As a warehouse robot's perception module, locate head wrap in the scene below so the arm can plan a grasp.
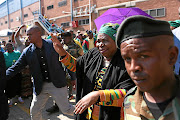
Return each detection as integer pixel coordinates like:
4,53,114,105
168,21,180,28
98,23,119,41
116,15,173,48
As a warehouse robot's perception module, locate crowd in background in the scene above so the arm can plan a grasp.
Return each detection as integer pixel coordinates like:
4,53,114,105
0,23,99,120
0,12,180,120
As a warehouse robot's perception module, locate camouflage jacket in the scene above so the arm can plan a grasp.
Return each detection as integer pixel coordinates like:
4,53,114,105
63,41,83,58
123,80,180,120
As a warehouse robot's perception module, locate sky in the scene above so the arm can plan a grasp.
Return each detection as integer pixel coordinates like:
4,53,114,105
0,0,5,5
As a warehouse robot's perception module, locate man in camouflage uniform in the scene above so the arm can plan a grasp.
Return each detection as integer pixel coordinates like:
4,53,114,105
61,32,83,100
62,32,83,58
116,15,180,120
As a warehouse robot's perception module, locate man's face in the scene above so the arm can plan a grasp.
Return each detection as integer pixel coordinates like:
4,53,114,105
63,36,71,44
26,28,40,44
6,44,13,52
77,34,83,40
120,36,174,92
88,33,93,39
2,41,6,46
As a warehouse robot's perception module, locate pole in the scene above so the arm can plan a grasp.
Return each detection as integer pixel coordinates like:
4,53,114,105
6,0,9,29
20,0,23,24
89,0,91,30
70,0,73,22
39,0,41,14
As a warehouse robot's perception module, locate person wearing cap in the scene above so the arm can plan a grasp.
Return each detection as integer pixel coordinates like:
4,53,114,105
61,32,83,100
51,23,134,120
61,32,83,58
76,30,81,37
115,15,180,119
82,30,97,53
77,30,81,34
83,32,88,40
1,41,6,51
67,29,76,39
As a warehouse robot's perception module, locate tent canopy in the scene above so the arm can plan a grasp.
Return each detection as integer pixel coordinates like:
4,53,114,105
0,29,14,37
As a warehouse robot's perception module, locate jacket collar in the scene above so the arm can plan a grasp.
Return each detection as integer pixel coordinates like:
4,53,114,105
133,75,180,119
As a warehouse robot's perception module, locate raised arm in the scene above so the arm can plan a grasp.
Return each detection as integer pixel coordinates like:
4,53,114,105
50,33,67,56
50,33,77,72
14,25,26,46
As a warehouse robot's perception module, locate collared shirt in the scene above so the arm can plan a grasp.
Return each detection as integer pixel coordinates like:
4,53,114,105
123,76,180,120
36,45,51,82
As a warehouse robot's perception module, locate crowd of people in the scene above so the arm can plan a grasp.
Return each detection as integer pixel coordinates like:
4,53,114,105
0,12,180,120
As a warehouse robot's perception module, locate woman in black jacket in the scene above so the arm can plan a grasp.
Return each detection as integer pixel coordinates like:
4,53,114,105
51,23,135,120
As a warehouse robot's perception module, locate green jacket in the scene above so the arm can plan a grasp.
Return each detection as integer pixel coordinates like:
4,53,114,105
82,37,97,54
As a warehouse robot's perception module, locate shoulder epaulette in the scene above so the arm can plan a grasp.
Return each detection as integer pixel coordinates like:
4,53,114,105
124,86,137,104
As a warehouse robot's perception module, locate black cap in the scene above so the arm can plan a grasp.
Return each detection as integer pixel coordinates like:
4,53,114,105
116,15,173,48
87,30,93,34
61,32,71,37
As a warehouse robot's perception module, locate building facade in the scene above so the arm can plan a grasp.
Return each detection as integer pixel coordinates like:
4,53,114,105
0,0,180,40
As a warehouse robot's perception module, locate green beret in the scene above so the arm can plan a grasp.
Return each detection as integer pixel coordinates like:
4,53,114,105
116,15,173,48
168,21,180,28
99,23,119,41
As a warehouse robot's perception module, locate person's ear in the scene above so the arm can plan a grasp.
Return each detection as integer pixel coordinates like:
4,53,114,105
38,31,42,36
168,46,178,65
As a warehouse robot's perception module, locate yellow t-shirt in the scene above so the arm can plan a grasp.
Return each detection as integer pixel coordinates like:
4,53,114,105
88,38,95,50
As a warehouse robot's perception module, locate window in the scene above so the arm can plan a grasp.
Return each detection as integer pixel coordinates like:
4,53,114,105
144,8,165,17
58,0,67,7
47,5,54,10
86,19,89,24
5,21,7,24
10,19,13,22
61,22,70,27
78,19,89,25
74,0,77,2
24,14,28,18
32,10,39,15
0,23,3,26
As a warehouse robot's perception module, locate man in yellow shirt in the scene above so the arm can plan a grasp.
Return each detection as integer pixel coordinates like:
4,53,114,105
82,30,97,53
